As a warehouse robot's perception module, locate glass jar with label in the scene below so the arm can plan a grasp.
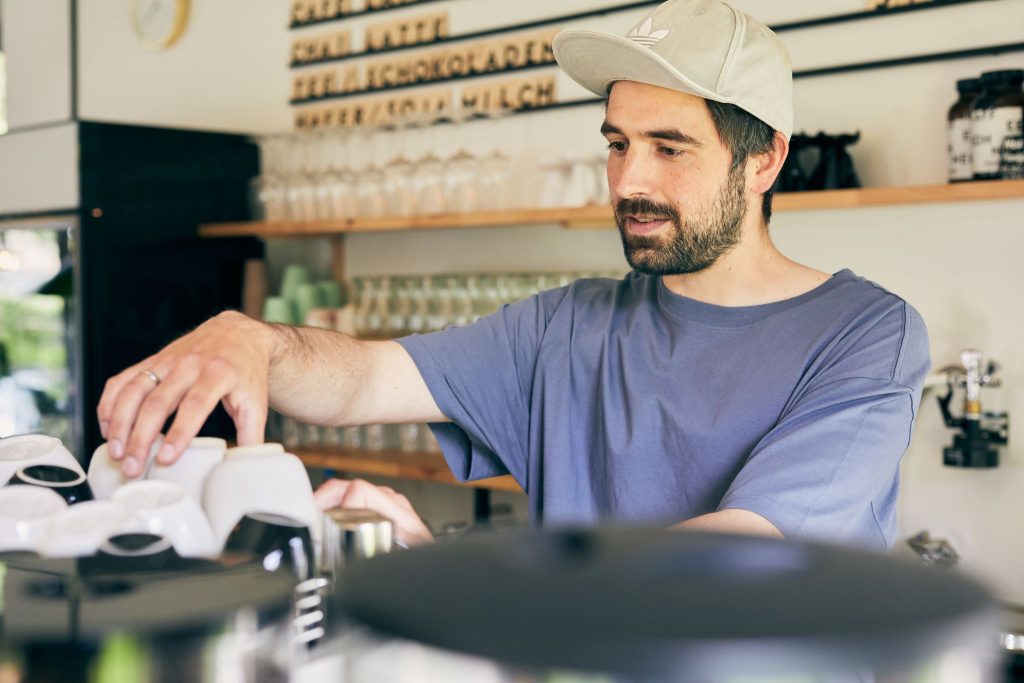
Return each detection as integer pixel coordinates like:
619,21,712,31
970,69,1024,180
947,77,982,182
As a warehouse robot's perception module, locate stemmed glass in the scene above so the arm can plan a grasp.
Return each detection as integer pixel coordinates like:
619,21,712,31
475,111,514,212
319,129,353,220
443,113,483,214
383,123,418,217
414,116,449,215
354,127,387,219
249,135,288,222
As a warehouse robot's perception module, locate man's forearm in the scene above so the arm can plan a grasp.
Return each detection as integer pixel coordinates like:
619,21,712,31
264,323,372,427
263,323,446,428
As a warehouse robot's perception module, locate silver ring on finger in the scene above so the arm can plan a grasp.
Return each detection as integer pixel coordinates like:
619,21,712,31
139,368,162,386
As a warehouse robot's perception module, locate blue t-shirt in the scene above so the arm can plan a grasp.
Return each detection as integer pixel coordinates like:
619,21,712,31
396,270,930,549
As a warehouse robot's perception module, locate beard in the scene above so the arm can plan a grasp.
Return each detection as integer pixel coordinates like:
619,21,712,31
614,163,748,276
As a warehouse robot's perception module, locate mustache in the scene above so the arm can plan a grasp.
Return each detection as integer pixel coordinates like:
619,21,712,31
613,197,681,226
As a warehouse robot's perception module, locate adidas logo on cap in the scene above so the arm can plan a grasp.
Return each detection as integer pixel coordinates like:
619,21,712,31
628,18,671,47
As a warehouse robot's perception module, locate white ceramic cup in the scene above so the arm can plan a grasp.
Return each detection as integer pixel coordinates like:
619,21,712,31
112,480,218,558
223,443,285,461
39,500,134,558
87,438,163,500
150,437,227,501
0,486,68,553
0,434,83,484
203,445,318,549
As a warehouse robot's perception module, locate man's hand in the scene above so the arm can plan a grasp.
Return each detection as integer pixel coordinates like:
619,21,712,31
97,311,276,478
314,478,434,548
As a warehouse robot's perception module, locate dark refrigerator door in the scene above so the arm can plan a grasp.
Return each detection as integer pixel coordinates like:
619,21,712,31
77,122,263,458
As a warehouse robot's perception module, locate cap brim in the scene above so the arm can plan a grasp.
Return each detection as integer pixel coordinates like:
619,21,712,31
553,29,728,106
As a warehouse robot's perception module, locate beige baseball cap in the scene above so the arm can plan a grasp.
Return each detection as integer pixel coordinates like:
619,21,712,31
552,0,794,139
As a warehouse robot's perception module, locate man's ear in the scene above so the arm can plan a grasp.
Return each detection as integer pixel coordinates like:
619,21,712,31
749,131,789,194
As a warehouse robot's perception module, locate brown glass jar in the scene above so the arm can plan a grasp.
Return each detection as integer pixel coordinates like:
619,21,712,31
970,69,1024,180
948,78,982,182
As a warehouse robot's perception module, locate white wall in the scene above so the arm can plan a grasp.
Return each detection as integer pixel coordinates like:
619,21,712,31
0,0,73,131
76,0,291,133
0,123,79,214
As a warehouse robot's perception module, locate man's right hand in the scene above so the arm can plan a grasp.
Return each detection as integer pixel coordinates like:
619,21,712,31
314,478,434,548
97,311,275,477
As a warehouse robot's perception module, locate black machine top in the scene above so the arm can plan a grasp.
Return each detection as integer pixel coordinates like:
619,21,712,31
335,527,995,680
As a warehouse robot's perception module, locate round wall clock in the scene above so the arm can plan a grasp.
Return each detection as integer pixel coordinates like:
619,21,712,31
131,0,191,51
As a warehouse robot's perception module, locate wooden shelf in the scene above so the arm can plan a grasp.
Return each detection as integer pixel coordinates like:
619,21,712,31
199,179,1024,238
294,447,524,493
772,178,1024,213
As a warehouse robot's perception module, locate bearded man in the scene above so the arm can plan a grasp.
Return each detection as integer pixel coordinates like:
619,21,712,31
98,0,930,550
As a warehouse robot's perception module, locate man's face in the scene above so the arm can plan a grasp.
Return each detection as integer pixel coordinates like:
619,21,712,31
602,81,747,276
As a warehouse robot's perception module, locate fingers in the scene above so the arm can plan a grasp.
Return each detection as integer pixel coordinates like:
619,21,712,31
333,479,433,547
313,478,351,510
157,359,238,465
105,363,176,471
97,363,145,440
224,387,268,447
121,358,202,473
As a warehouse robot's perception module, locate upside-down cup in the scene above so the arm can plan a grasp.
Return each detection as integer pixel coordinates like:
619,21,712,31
0,486,67,554
8,464,94,505
203,445,318,551
0,434,83,484
112,480,218,559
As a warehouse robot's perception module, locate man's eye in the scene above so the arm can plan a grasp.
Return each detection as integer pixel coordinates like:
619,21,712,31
660,147,684,158
606,141,627,152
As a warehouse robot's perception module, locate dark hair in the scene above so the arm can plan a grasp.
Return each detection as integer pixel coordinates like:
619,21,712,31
704,101,778,225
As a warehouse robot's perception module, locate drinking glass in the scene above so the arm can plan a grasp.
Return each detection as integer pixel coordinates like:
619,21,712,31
382,124,418,217
354,127,388,219
476,111,514,212
320,130,353,220
414,116,449,215
249,135,288,222
443,114,482,214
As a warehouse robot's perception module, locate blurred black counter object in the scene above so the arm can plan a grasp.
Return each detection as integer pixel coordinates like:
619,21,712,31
335,527,995,682
0,551,294,682
776,131,862,193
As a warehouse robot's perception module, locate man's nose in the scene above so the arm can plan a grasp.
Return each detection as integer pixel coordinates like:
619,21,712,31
610,149,656,199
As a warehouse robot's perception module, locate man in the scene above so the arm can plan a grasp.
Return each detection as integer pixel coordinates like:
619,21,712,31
98,0,929,549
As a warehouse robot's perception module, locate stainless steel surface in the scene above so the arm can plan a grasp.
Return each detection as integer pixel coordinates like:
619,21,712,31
320,508,393,582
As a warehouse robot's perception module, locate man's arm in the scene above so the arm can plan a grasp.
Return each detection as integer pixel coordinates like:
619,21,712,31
97,311,444,476
673,509,783,538
268,322,444,427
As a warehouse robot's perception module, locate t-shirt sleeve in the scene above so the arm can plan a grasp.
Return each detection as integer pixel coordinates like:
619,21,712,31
395,287,570,490
718,301,931,548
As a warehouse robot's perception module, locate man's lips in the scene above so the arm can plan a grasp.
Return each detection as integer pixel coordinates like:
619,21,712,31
624,215,671,236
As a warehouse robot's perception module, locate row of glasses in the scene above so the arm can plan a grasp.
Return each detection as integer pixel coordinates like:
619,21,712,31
248,114,609,223
348,271,624,340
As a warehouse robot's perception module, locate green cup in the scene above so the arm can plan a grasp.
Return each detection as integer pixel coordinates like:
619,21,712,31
294,283,323,324
280,264,311,301
262,296,296,325
317,280,343,308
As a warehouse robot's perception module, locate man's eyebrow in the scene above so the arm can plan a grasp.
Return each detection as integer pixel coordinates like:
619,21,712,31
599,121,702,147
646,129,703,146
600,121,623,137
